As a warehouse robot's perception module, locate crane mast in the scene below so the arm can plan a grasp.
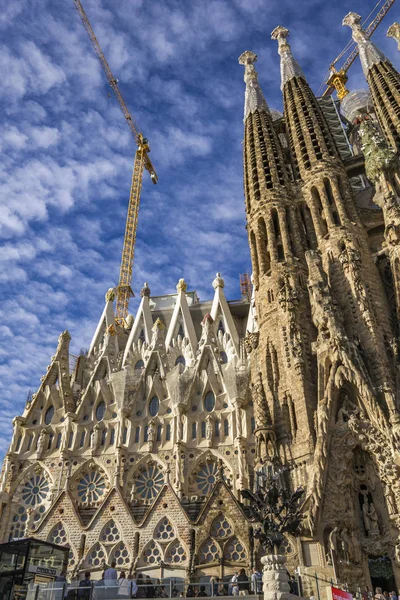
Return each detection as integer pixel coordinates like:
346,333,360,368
73,0,157,324
322,0,396,99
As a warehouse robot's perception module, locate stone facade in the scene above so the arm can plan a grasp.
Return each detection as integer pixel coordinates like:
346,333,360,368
1,12,400,594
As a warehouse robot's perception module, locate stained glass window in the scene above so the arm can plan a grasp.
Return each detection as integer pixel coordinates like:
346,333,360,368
77,471,106,504
48,523,68,545
154,517,175,542
166,424,171,441
96,402,106,421
142,540,161,564
211,515,233,538
204,391,215,412
22,475,50,507
192,423,197,439
224,537,247,562
165,540,187,564
175,356,186,366
101,520,120,544
224,419,229,436
87,543,105,567
134,360,144,370
111,542,130,566
45,406,54,425
196,462,218,495
135,427,140,443
199,538,220,563
149,396,159,417
136,464,165,500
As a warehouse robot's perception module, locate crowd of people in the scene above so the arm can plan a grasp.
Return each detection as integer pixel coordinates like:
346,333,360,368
54,563,264,599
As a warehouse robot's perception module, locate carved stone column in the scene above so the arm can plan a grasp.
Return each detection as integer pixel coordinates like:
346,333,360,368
261,554,293,600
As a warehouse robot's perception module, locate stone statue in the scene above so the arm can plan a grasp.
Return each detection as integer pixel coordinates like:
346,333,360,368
362,494,380,536
0,455,12,493
129,481,136,503
147,421,155,443
339,528,351,563
206,416,213,441
91,425,101,451
384,483,397,515
37,429,46,456
329,527,338,552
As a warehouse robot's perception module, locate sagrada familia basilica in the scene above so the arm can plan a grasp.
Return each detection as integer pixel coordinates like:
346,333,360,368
1,10,400,594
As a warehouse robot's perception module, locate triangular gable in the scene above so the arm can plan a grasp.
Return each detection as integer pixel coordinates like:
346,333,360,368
88,298,116,357
210,275,239,355
24,330,74,417
194,479,249,525
165,285,197,357
138,483,191,528
122,294,153,366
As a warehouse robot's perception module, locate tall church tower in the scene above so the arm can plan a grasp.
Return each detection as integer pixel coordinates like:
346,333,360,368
241,25,400,591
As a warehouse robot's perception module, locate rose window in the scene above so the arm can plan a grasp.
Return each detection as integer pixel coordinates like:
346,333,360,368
87,543,106,567
135,465,164,500
165,540,187,564
154,517,175,542
47,523,68,546
199,538,220,563
111,542,130,567
142,540,162,564
101,520,120,544
211,515,233,538
9,506,27,540
224,537,247,562
77,471,106,504
196,462,218,495
22,475,49,507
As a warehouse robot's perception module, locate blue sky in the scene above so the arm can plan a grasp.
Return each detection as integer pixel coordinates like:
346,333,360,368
0,0,398,459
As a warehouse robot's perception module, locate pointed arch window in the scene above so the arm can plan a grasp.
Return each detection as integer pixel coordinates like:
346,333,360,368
110,428,115,446
217,320,225,335
56,433,62,449
165,539,187,564
45,406,54,425
110,542,130,567
87,542,105,567
122,427,127,445
224,419,229,437
211,515,233,538
224,536,247,562
215,420,220,437
199,538,221,564
47,522,68,546
100,520,120,544
144,426,148,442
149,396,159,417
157,425,162,442
192,422,197,439
134,360,144,371
166,424,171,441
47,434,53,450
68,432,74,449
154,517,175,542
142,540,161,564
201,422,206,438
204,391,215,413
27,435,33,452
95,402,106,422
101,429,106,446
251,417,255,433
79,431,85,448
135,426,140,444
175,355,186,366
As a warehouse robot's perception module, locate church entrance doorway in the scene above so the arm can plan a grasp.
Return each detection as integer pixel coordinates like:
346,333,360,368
368,556,396,593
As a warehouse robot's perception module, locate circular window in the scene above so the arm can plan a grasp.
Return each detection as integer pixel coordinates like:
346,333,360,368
44,406,54,425
204,392,215,413
96,402,106,421
175,356,186,366
149,396,159,417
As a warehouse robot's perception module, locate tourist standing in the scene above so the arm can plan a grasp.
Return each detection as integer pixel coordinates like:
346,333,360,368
78,571,91,600
230,572,239,596
237,569,250,596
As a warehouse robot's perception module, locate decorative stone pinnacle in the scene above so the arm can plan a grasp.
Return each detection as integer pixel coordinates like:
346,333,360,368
105,288,115,303
212,273,225,289
387,23,400,51
342,12,387,77
201,313,214,326
176,278,187,293
271,25,305,89
140,282,151,298
238,50,270,120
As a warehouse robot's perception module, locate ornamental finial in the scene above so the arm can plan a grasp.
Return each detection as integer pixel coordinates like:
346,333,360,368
152,318,165,331
387,23,400,51
105,288,116,303
176,278,187,293
238,51,270,120
212,273,225,290
271,26,305,90
342,12,387,77
140,282,151,298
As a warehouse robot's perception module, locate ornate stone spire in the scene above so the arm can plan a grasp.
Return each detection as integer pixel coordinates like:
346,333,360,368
342,12,387,77
387,23,400,51
238,51,270,120
271,26,305,90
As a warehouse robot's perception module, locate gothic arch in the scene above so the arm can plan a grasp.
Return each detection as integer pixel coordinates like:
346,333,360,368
154,516,176,543
86,542,107,568
109,541,131,568
165,539,188,564
210,514,234,539
100,519,121,545
47,521,69,546
188,452,232,496
198,537,221,564
223,535,248,563
140,539,163,566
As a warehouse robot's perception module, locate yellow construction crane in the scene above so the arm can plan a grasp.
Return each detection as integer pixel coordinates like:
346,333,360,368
73,0,158,325
322,0,396,99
